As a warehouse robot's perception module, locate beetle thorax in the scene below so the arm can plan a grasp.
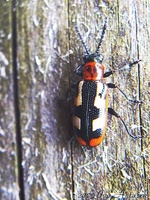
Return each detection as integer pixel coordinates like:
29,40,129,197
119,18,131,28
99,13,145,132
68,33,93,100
83,61,104,81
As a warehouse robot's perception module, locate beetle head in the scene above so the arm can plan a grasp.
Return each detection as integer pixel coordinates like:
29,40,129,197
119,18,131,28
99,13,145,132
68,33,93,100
82,53,104,81
75,20,106,80
83,53,104,63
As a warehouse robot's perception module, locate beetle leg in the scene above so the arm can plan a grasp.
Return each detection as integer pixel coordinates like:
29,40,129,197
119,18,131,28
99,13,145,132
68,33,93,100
107,83,143,104
104,70,114,77
108,108,142,139
75,64,84,76
118,59,141,71
104,60,141,78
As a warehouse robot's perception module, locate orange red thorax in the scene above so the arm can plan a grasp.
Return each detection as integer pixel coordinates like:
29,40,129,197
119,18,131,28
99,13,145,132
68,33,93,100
83,61,104,81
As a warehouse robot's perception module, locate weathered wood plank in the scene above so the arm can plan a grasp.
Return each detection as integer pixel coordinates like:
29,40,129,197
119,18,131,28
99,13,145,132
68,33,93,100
0,1,19,200
68,0,149,199
0,0,149,199
17,0,71,199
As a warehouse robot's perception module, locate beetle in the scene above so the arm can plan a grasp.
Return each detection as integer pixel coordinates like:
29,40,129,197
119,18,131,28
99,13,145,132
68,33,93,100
72,21,142,147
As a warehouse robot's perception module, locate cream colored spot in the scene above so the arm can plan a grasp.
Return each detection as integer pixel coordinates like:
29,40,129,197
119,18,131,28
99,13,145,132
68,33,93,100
92,111,106,131
94,97,105,109
94,82,107,108
73,116,81,130
74,81,84,106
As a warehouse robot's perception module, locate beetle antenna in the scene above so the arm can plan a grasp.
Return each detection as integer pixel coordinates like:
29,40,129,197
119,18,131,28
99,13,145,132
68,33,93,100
75,23,90,54
95,19,107,54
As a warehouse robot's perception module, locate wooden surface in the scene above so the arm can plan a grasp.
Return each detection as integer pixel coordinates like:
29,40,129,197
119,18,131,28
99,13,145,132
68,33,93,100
0,0,149,199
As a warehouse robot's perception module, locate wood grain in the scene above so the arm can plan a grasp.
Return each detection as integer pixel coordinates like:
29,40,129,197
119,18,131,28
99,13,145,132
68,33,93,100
0,0,149,199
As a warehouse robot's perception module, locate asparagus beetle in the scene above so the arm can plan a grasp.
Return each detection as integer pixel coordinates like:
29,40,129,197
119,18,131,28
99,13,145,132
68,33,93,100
72,21,142,146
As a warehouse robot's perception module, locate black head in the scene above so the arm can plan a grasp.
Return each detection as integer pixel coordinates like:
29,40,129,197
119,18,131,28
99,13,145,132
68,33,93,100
83,53,104,63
